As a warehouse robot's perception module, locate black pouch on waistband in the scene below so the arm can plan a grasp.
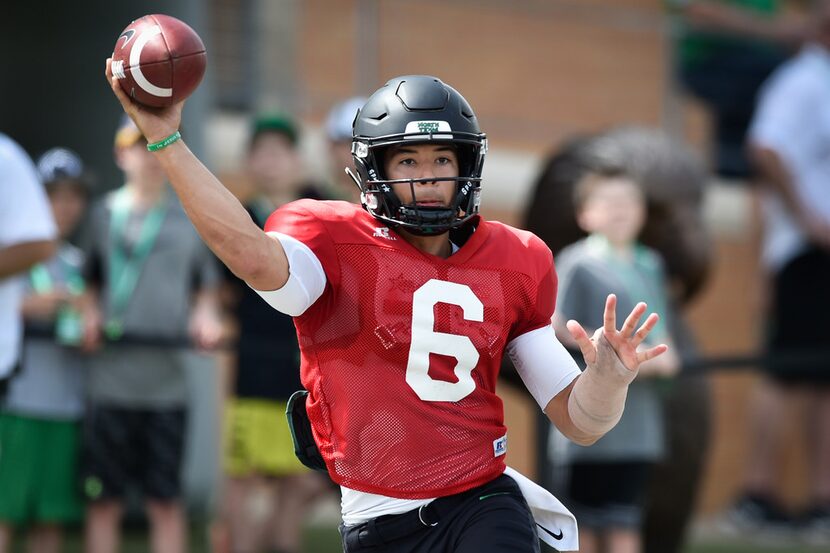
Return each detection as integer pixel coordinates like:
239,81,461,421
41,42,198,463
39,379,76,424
286,389,328,472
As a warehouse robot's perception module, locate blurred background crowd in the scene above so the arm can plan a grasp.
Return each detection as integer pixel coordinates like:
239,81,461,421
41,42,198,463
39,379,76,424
2,1,830,552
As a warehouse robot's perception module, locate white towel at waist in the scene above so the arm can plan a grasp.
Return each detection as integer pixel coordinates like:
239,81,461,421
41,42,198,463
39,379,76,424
504,466,579,551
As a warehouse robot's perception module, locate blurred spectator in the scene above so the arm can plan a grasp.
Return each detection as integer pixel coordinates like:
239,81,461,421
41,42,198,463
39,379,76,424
721,1,830,543
0,148,91,553
670,0,806,177
0,133,56,395
525,127,712,553
78,117,222,553
324,96,366,203
550,166,680,553
216,114,330,553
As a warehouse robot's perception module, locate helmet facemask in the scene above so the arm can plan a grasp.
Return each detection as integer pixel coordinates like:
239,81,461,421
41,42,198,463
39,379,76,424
348,75,488,236
351,132,487,236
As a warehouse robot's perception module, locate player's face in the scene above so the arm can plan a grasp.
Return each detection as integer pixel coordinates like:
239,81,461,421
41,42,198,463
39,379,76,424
384,144,459,207
578,178,646,245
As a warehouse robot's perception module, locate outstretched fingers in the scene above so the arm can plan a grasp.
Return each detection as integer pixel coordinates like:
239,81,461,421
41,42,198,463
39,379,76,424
637,343,668,364
566,319,597,365
619,302,646,338
631,312,660,348
602,294,617,335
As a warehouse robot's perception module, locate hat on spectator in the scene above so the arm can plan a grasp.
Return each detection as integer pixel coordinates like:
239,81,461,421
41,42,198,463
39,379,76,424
36,147,93,191
251,113,300,146
325,97,367,142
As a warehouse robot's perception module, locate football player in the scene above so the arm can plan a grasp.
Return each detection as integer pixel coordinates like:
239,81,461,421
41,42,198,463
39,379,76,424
105,64,668,552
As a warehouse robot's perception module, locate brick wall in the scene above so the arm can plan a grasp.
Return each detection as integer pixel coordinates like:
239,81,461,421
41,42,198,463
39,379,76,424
298,0,668,152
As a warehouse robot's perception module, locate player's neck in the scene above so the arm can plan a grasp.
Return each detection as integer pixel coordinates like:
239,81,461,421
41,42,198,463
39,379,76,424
399,229,452,258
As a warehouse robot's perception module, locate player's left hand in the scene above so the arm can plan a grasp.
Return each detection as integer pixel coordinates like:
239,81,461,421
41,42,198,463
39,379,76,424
566,294,667,384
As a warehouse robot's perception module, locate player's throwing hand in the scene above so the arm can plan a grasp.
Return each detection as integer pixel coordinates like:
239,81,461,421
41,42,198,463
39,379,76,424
105,58,182,145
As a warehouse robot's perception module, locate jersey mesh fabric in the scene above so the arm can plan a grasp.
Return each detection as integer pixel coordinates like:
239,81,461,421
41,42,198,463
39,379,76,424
266,200,556,499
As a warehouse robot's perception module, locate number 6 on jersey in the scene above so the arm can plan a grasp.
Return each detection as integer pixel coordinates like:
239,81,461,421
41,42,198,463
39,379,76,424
406,279,483,402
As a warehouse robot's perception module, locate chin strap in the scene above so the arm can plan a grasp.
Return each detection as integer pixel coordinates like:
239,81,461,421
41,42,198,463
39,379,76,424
396,205,458,236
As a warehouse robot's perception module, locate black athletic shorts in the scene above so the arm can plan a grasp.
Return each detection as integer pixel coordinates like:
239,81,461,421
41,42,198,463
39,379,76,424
81,404,187,501
339,474,541,553
566,461,653,530
766,247,830,384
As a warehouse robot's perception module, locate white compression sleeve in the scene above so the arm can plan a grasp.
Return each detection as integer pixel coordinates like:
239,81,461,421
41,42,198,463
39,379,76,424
249,231,327,317
506,325,581,410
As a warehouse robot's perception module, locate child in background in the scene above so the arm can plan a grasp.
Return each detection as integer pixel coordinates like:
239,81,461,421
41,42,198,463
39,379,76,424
0,148,91,553
551,167,680,553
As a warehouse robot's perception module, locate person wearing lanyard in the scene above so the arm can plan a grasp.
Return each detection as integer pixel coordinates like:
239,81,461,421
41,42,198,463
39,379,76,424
0,148,91,553
79,117,223,553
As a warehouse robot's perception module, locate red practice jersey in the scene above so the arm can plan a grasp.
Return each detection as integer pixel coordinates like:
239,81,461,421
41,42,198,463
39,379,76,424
265,200,557,499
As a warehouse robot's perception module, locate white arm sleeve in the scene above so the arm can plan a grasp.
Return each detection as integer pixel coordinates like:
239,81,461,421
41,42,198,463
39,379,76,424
249,232,327,317
506,325,581,410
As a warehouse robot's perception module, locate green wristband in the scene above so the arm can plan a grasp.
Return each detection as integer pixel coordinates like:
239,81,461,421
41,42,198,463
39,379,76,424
146,130,181,152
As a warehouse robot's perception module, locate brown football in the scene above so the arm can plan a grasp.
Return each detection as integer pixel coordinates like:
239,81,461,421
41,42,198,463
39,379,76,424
111,14,206,107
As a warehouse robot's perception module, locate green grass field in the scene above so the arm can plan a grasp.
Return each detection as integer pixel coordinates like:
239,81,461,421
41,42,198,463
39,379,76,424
11,521,827,553
686,543,825,553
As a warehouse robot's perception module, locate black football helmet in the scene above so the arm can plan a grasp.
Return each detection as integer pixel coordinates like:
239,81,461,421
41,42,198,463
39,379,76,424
349,75,488,236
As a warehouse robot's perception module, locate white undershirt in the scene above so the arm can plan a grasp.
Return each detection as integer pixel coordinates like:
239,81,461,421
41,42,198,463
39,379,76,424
252,232,581,524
